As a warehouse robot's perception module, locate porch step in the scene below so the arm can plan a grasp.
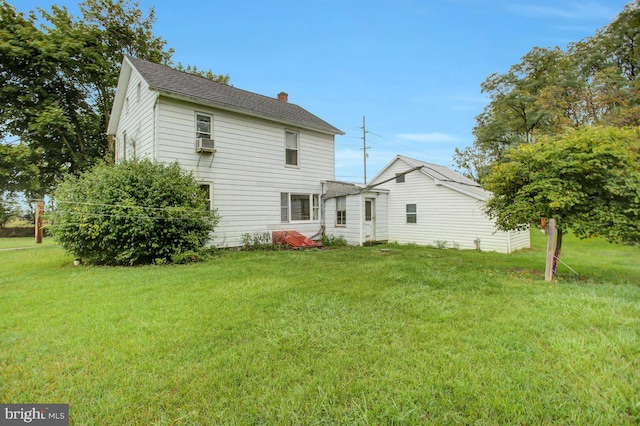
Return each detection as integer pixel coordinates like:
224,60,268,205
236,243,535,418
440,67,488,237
272,230,320,249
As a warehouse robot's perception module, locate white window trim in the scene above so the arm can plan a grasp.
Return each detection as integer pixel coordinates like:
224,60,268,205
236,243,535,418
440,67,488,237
196,112,213,140
336,196,347,227
199,183,212,211
281,192,320,223
406,204,417,224
285,130,300,168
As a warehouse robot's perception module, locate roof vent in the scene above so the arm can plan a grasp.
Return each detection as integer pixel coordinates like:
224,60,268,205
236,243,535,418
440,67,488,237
277,92,288,102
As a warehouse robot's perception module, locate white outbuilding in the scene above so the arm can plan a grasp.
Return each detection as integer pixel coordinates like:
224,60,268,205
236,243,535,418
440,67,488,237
366,155,530,253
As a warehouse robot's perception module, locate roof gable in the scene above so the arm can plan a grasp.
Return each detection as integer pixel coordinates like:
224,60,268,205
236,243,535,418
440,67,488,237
369,155,489,200
112,56,343,136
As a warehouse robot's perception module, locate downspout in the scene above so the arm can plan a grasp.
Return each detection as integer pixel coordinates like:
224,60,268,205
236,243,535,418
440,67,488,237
359,194,364,246
321,181,326,238
153,92,159,162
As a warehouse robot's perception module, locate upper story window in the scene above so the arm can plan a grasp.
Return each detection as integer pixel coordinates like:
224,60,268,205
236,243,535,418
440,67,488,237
396,173,405,183
136,82,141,102
196,114,212,139
285,130,299,166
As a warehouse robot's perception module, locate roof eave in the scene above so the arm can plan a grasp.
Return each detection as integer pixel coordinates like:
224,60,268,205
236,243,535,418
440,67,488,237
153,88,344,136
434,179,489,201
107,57,133,135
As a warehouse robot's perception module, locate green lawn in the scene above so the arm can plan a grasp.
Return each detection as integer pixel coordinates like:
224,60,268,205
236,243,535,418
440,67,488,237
0,236,54,249
1,232,639,424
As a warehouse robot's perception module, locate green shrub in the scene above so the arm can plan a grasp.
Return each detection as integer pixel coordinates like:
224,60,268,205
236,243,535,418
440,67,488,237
49,159,219,265
321,233,348,247
241,232,279,251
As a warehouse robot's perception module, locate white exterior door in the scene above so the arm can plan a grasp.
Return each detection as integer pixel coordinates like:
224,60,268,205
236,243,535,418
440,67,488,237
365,198,376,241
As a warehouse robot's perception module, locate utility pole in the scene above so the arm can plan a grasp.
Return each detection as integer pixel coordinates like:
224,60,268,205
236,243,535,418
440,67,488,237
361,116,370,184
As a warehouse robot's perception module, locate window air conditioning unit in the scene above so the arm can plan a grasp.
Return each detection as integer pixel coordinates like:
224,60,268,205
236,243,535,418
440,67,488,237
196,138,216,153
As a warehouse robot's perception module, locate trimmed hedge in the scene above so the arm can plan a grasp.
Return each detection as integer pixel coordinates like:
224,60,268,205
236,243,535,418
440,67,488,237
0,227,34,238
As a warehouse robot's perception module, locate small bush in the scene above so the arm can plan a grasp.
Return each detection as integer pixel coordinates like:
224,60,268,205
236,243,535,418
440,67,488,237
321,234,348,247
241,232,279,251
49,159,219,265
171,248,216,264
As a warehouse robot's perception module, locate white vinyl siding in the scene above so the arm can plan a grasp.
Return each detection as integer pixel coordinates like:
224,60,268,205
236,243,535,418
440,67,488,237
369,158,529,253
113,68,156,162
155,98,333,247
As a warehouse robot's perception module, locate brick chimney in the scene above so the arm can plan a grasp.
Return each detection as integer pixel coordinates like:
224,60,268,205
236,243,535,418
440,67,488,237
277,92,288,102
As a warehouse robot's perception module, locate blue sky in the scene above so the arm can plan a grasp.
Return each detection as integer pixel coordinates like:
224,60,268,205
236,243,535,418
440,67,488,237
16,0,630,183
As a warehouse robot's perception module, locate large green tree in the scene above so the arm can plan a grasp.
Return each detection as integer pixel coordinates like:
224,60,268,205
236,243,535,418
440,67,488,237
483,126,640,280
0,0,173,198
0,0,228,201
455,1,640,182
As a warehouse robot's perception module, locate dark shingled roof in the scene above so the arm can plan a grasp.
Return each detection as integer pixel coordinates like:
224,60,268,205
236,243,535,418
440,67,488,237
127,56,343,135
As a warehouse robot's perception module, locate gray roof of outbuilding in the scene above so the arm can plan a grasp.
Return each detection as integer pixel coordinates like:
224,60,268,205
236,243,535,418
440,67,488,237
397,155,489,200
127,56,343,135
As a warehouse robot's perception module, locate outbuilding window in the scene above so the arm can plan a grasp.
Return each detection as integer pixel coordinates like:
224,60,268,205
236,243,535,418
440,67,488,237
406,204,417,224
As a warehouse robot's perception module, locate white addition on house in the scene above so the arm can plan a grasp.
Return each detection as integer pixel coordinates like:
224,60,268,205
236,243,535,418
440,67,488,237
312,155,529,253
107,56,344,248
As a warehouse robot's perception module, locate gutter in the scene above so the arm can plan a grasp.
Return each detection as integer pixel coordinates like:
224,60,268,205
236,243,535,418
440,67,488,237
151,88,344,136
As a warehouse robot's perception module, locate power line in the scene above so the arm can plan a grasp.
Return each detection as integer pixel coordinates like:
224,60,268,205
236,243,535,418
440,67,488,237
48,210,211,221
37,198,211,214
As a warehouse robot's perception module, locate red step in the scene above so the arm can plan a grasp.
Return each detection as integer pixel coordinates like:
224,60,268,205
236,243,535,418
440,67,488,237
272,230,320,249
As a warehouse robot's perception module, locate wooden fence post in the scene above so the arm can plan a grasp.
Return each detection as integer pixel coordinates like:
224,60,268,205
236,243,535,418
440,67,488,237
544,218,557,282
35,201,44,244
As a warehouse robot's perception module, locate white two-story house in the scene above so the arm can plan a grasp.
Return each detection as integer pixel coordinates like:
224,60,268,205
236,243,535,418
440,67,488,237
107,56,344,248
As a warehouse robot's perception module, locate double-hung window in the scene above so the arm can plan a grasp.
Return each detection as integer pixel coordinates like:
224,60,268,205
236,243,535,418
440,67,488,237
312,195,319,221
336,196,346,226
281,193,319,222
199,184,212,211
291,194,310,220
406,204,417,224
285,130,299,166
196,114,212,139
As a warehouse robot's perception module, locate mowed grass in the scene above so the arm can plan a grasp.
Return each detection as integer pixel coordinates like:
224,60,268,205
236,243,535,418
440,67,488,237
0,237,55,249
0,232,638,424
